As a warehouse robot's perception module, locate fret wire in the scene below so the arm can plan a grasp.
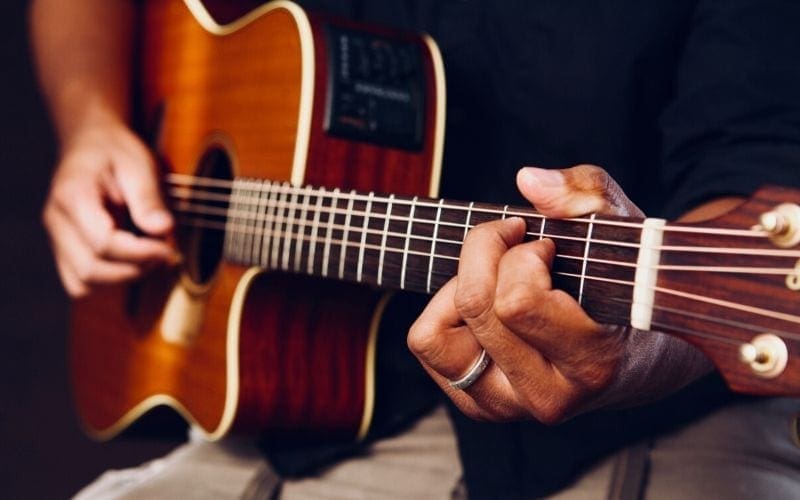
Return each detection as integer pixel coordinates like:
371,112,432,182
308,187,325,275
195,215,798,276
226,212,800,276
176,201,635,250
226,179,243,262
169,176,770,239
462,201,474,242
322,188,339,278
269,186,285,269
176,200,800,259
254,180,269,266
294,185,313,273
339,190,356,280
262,181,279,268
282,186,299,271
427,199,445,293
240,180,254,264
578,214,596,306
189,215,800,328
250,180,263,265
378,194,394,287
400,196,419,290
357,192,374,283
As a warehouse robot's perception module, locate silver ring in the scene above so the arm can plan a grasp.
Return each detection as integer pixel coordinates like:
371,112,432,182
448,349,491,390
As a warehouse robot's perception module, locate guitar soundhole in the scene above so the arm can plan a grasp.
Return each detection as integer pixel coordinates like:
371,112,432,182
178,146,233,286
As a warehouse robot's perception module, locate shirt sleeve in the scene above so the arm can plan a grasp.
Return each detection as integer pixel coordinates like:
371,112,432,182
659,0,800,218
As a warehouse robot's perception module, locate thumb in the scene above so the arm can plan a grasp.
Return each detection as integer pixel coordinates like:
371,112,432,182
516,165,643,218
112,150,173,236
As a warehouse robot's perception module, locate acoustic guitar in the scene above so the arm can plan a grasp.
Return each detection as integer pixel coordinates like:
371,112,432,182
71,0,800,443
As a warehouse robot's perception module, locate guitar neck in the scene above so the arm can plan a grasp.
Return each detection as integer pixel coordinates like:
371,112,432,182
175,177,650,328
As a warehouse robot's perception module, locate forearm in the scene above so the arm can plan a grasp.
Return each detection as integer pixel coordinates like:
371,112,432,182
30,0,135,146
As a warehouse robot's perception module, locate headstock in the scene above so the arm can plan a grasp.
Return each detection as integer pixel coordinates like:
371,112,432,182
654,185,800,396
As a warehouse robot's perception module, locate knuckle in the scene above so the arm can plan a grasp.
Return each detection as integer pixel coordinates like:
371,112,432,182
89,231,114,258
454,287,492,322
406,321,446,361
488,403,523,422
72,262,92,283
517,389,575,426
459,404,489,422
493,284,533,326
66,282,89,299
577,362,616,393
577,164,610,193
531,398,570,426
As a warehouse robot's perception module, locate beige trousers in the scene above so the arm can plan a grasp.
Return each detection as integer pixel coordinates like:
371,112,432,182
74,399,800,499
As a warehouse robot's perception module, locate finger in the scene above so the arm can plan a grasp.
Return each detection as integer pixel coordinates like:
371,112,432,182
103,230,178,263
458,238,569,410
492,238,621,393
409,279,520,420
111,145,173,236
45,209,145,293
55,260,88,298
494,238,602,356
409,279,483,381
454,220,574,418
454,217,526,329
52,181,176,263
516,165,643,218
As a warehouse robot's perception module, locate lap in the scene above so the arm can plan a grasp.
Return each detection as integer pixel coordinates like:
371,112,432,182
644,397,800,499
73,399,800,499
74,406,461,500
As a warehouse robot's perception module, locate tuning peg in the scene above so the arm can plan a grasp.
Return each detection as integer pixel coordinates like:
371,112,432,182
739,334,788,379
755,203,800,248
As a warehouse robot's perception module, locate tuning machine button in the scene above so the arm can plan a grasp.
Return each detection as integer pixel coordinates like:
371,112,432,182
739,334,788,379
756,203,800,248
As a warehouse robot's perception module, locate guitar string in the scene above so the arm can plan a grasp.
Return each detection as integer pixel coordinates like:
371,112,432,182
584,296,789,345
172,193,800,260
174,214,800,333
172,214,800,347
167,183,800,259
604,297,800,339
166,174,774,239
174,209,796,276
169,194,800,264
555,271,800,329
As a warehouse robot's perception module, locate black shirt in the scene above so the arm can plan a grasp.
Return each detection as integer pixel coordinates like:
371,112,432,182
260,0,800,496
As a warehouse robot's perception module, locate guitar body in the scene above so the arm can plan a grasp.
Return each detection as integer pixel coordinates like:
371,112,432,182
71,0,445,441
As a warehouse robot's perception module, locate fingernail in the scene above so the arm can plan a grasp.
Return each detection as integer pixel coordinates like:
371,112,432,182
520,167,564,187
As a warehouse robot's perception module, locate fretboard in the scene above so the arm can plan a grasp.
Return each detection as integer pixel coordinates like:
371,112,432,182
180,178,649,327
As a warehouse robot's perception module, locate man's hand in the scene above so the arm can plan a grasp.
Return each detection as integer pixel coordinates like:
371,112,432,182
408,165,701,424
43,121,178,297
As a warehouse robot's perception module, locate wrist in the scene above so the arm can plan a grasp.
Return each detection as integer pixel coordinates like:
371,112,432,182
54,81,130,149
590,328,713,411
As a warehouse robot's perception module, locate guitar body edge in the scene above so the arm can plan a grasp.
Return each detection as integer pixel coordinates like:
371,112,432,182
70,0,445,443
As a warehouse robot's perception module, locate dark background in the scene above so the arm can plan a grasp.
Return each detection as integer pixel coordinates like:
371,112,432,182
1,1,178,497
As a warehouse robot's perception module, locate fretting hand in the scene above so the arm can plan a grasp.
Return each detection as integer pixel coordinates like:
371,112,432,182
408,165,709,423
